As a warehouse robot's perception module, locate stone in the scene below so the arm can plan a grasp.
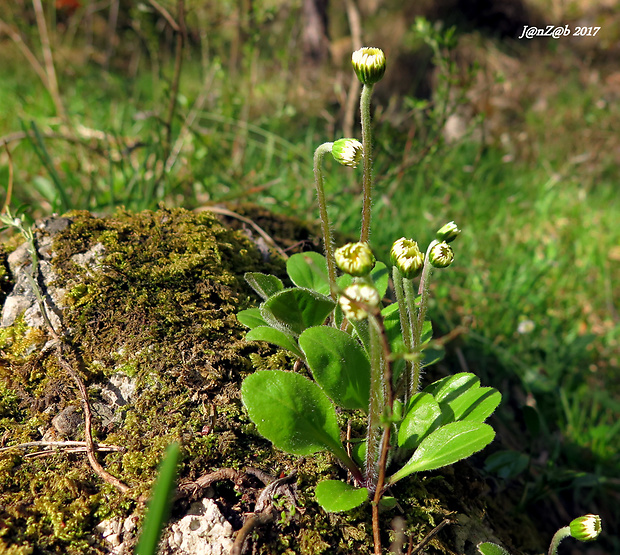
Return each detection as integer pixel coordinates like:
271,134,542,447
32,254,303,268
163,498,235,555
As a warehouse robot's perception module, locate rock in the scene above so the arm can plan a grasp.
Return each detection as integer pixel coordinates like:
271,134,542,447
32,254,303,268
163,498,235,555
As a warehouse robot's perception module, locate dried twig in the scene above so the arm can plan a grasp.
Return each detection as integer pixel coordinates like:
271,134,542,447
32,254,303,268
1,144,14,214
0,19,49,88
408,519,453,555
17,226,131,494
232,471,298,555
197,205,288,260
31,0,66,121
0,440,124,454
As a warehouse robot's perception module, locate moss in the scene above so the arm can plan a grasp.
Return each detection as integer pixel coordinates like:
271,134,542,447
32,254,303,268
0,207,545,554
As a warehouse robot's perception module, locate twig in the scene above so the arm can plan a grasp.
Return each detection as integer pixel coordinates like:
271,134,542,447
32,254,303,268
0,440,124,454
104,0,120,68
162,0,186,159
231,471,298,555
0,19,49,88
197,205,288,260
31,0,66,121
55,343,131,494
408,519,453,555
148,0,180,32
1,144,14,214
17,224,130,494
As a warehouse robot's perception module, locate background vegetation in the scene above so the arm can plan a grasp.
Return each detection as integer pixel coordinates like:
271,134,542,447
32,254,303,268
1,0,618,552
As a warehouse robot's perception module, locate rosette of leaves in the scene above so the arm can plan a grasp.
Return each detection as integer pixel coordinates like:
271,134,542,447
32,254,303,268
238,252,500,512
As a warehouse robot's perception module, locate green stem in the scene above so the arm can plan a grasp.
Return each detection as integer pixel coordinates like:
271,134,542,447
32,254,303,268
360,84,374,243
392,267,413,403
365,311,384,489
313,142,337,298
409,240,438,395
548,526,571,555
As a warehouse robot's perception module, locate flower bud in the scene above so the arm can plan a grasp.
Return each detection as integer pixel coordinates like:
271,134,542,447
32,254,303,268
436,221,461,243
332,138,363,168
339,283,380,321
390,238,424,279
335,242,376,277
428,241,454,268
569,515,602,542
351,47,386,85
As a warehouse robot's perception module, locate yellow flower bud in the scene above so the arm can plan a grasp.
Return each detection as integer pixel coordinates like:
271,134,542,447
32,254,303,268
335,242,376,277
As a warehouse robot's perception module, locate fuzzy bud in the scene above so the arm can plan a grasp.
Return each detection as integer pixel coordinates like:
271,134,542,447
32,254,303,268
569,515,602,542
335,242,376,277
339,283,380,321
351,47,386,85
428,241,454,268
390,238,424,279
332,138,363,168
436,221,461,243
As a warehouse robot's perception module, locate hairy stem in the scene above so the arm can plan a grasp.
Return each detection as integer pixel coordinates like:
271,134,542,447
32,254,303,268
409,241,438,395
392,267,413,403
313,142,337,298
548,526,571,555
360,83,374,243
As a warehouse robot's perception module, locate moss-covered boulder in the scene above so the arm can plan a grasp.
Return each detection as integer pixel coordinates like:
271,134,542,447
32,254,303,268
0,207,543,555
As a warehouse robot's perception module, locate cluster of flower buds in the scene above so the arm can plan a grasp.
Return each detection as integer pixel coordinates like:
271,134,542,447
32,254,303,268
390,238,424,279
351,47,386,85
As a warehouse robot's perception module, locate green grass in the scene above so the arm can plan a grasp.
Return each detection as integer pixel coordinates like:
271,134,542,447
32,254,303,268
1,20,619,551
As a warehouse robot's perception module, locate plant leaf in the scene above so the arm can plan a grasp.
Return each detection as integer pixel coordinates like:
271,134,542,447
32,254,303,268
241,370,349,461
423,373,500,424
245,326,303,358
135,443,180,555
299,326,370,410
245,272,284,300
261,288,335,336
370,261,389,298
314,480,368,512
388,421,495,485
286,252,330,295
450,386,502,423
397,392,443,450
237,307,268,329
477,542,512,555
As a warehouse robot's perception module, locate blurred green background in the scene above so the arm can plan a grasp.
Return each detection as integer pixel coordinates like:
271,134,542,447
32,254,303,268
0,0,618,551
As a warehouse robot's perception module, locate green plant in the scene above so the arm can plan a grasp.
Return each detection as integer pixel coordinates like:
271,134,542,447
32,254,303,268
478,513,602,555
135,443,181,555
237,47,501,554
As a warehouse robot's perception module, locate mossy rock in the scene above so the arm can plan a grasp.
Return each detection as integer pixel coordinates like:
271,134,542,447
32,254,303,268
0,207,543,554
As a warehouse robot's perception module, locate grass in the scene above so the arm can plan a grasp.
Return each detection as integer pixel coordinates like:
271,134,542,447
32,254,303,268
1,11,619,551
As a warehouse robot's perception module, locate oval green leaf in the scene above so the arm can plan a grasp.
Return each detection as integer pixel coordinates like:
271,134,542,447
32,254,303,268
241,370,347,459
388,421,495,485
237,307,268,329
299,326,370,411
245,326,303,358
397,392,442,450
287,252,330,295
245,272,284,300
261,288,336,336
315,480,368,512
477,542,512,555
